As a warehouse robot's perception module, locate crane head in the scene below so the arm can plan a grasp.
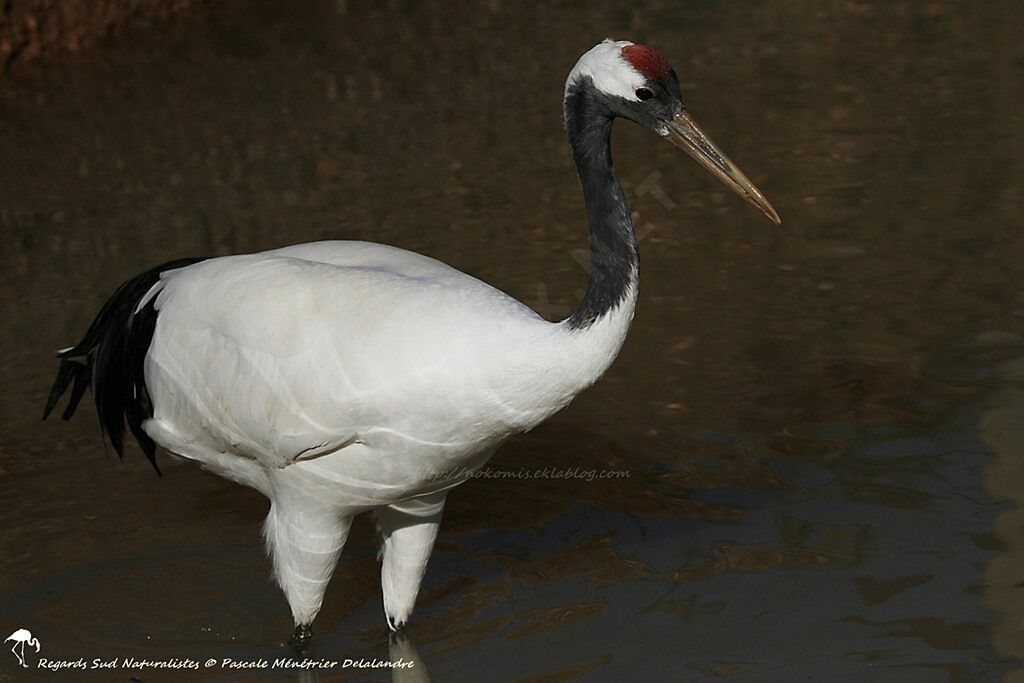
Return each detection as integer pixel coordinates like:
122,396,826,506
567,39,780,224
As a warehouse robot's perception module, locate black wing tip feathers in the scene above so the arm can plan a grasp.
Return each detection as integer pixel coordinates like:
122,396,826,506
42,358,76,420
44,257,206,475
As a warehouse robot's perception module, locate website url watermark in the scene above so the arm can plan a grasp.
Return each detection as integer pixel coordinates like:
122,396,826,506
431,466,631,483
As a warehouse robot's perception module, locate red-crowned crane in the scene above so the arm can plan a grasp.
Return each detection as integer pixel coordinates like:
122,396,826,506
45,39,779,647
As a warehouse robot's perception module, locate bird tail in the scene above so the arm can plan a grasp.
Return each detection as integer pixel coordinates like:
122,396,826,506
43,257,206,474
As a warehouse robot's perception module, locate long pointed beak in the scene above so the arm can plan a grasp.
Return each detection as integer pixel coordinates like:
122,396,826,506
663,111,780,224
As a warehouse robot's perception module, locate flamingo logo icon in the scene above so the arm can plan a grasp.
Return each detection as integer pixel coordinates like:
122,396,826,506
5,629,40,668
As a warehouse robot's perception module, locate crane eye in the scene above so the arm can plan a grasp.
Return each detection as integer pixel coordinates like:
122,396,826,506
635,87,654,101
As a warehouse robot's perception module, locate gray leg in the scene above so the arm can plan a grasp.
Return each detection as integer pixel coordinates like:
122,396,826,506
375,492,447,631
289,623,314,654
263,498,353,638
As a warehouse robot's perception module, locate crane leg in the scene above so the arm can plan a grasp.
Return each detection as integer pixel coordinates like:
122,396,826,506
263,497,352,644
375,491,447,631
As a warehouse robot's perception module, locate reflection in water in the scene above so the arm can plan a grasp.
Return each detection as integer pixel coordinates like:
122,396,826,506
0,0,1023,680
289,631,431,683
390,631,432,683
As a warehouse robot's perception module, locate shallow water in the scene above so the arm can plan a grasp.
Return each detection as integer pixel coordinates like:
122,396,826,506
1,1,1023,681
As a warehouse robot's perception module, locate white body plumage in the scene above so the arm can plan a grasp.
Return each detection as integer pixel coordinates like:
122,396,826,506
143,240,635,627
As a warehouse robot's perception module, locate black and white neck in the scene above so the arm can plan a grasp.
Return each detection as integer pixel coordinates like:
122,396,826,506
532,39,686,401
527,38,776,409
563,76,639,330
557,38,679,333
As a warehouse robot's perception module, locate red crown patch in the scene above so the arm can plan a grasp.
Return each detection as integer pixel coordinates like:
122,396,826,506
621,44,671,81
